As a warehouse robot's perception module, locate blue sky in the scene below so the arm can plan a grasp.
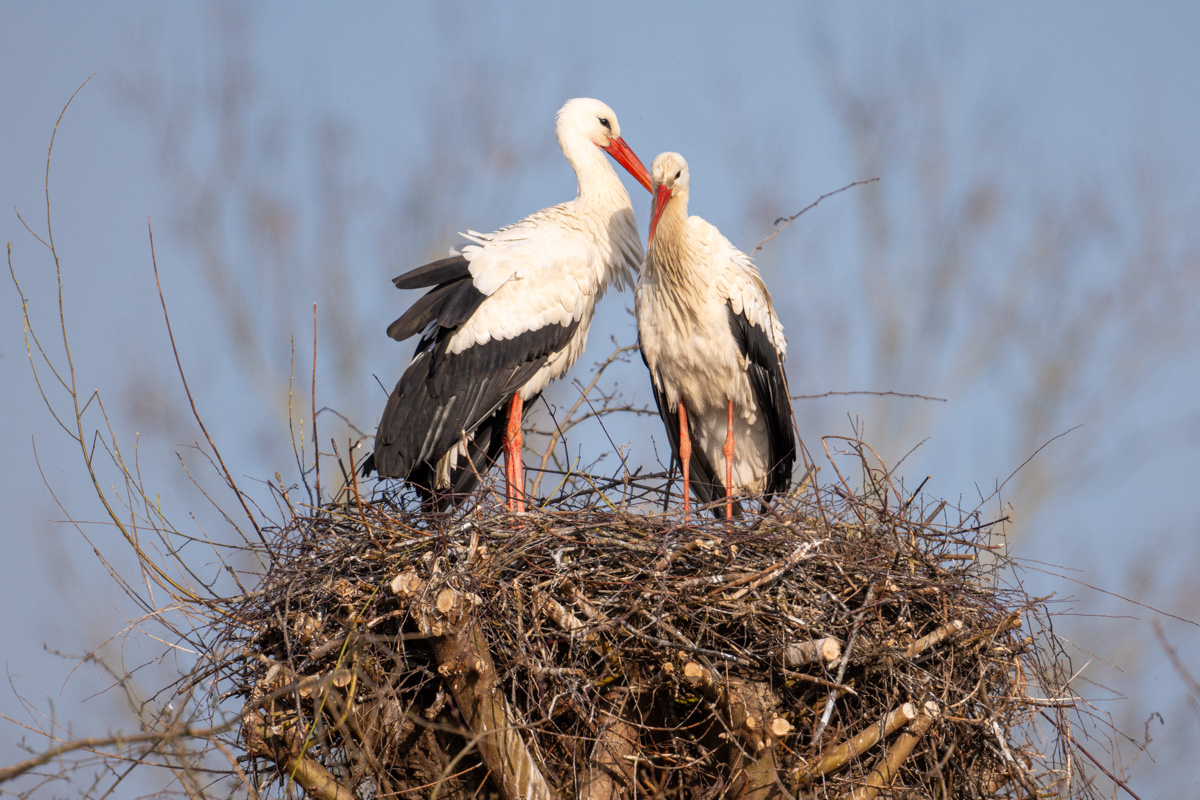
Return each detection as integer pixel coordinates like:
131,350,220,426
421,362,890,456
3,2,1199,795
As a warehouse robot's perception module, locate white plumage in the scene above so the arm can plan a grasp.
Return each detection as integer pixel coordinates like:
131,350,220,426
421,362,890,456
367,98,652,511
636,152,796,517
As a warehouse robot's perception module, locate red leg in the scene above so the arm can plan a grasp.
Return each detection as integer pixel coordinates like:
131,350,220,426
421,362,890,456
512,395,525,513
503,402,512,509
678,398,691,514
723,399,735,519
503,400,514,510
504,394,525,512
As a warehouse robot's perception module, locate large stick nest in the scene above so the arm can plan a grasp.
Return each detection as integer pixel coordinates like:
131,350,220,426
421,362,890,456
229,466,1079,800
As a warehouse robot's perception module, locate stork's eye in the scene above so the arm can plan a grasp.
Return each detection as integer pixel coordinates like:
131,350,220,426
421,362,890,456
674,170,682,180
598,117,612,131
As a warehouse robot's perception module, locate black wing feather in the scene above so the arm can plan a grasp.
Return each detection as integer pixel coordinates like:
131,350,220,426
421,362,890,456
392,255,472,290
371,320,579,503
436,281,490,330
402,400,512,511
386,281,460,341
726,303,797,498
386,256,487,342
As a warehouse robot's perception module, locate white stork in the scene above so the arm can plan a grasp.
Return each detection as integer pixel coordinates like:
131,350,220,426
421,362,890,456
365,98,652,512
636,152,796,518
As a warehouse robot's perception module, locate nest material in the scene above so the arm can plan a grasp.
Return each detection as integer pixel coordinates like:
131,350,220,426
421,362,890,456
233,476,1075,800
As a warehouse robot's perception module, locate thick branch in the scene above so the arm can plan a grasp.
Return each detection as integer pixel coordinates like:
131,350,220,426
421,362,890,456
395,571,555,800
776,638,842,669
243,711,356,800
580,696,639,800
681,664,790,799
901,620,963,659
726,680,785,800
844,702,938,800
794,703,916,785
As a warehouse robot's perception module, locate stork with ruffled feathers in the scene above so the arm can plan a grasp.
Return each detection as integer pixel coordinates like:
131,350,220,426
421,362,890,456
364,98,652,512
636,152,796,518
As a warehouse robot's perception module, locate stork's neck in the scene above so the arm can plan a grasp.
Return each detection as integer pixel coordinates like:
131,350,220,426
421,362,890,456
646,188,696,282
654,187,689,241
562,135,633,211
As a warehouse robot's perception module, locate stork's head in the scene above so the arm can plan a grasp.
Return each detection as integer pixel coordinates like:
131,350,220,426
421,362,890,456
556,98,652,192
649,151,690,245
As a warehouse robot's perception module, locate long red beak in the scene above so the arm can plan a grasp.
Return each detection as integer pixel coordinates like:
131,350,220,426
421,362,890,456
648,182,673,245
603,136,653,193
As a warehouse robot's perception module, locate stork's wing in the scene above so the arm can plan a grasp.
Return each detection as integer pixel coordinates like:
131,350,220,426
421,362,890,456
726,302,796,498
385,256,488,342
698,222,786,357
371,319,579,483
392,255,473,290
694,217,795,499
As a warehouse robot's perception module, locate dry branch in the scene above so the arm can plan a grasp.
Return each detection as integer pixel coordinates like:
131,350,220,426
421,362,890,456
795,702,917,785
844,702,939,800
902,619,964,658
777,638,843,669
401,573,556,800
579,696,639,800
243,711,357,800
726,680,785,800
429,618,555,800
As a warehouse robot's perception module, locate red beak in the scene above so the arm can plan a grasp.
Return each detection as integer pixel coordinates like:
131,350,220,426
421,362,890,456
648,182,673,245
603,136,653,193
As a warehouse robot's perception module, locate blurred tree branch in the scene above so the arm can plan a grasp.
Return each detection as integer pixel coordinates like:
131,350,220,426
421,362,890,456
791,30,1200,522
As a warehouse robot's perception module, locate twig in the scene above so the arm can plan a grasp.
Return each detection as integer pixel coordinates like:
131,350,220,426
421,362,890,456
531,342,640,496
533,589,597,644
149,220,268,546
1151,620,1200,700
0,719,236,785
651,537,718,573
719,540,822,600
790,389,946,403
810,584,877,747
312,303,321,503
750,178,879,256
